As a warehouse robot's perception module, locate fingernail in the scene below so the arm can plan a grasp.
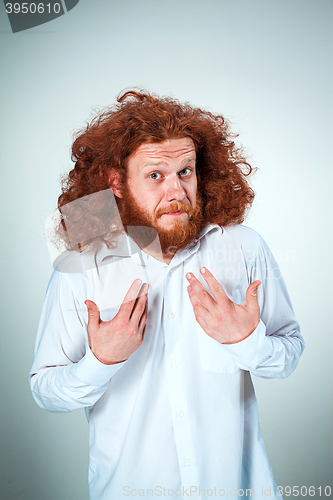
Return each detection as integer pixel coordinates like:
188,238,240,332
186,273,192,280
136,279,143,285
200,267,206,274
187,285,192,291
85,303,91,309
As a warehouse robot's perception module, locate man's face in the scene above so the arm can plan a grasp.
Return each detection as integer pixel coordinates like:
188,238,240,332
127,137,197,228
114,138,204,254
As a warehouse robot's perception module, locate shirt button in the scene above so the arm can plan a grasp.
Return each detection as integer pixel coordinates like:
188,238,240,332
178,410,184,417
168,312,175,320
172,361,179,368
185,459,191,466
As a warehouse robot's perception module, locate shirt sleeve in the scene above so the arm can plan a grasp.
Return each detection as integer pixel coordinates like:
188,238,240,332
223,233,305,378
29,270,126,413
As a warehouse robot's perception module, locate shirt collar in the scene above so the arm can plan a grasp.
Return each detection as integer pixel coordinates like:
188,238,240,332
98,232,134,261
55,224,222,273
171,224,221,266
187,223,221,248
98,224,222,266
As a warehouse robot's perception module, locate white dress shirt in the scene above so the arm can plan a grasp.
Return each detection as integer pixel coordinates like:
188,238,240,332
30,224,305,500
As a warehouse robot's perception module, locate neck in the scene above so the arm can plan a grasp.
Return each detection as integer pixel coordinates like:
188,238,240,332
124,224,180,265
140,241,176,265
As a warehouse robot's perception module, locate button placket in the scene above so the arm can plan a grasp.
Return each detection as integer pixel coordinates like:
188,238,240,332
163,265,199,487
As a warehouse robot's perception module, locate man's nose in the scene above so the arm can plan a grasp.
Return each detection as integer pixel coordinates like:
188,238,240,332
164,175,186,201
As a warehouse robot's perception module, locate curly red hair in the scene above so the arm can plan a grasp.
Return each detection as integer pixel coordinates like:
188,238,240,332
57,89,255,250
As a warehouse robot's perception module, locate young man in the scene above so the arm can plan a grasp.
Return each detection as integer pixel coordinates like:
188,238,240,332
30,90,304,500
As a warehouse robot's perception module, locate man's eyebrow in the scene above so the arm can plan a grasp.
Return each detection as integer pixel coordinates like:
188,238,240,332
140,161,167,170
181,156,196,164
140,157,196,170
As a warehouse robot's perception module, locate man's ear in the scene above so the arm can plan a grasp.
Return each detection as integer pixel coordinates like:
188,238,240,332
109,169,123,198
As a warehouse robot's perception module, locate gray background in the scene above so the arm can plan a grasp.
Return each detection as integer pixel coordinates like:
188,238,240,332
1,0,332,499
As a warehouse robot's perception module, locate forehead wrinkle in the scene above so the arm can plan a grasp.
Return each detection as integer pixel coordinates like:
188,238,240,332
129,139,196,173
140,155,196,172
135,147,195,158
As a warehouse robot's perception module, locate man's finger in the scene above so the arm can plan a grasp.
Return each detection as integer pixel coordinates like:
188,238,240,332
85,300,101,332
138,296,149,332
186,272,216,307
245,280,261,307
199,267,229,303
131,283,149,323
187,283,210,320
119,279,144,317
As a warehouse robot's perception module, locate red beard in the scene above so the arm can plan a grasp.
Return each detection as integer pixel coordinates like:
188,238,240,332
117,182,205,256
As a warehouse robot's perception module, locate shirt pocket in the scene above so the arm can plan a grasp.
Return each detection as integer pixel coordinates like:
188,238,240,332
197,323,240,374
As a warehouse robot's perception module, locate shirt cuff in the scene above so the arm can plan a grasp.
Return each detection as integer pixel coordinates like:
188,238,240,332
222,320,274,369
72,346,127,386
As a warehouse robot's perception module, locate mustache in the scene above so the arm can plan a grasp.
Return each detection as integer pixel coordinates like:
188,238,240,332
156,201,192,218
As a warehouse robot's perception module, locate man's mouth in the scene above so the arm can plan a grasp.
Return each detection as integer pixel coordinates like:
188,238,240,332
162,210,185,216
156,201,192,219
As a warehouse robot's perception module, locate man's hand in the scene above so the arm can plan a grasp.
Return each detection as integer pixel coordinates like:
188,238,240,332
186,267,261,344
85,279,149,365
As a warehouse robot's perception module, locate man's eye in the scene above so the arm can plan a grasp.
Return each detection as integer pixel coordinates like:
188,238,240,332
179,168,191,176
149,172,161,180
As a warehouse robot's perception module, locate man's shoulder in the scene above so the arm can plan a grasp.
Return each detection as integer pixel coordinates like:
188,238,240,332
206,224,262,249
46,248,94,302
201,224,264,267
223,223,260,239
